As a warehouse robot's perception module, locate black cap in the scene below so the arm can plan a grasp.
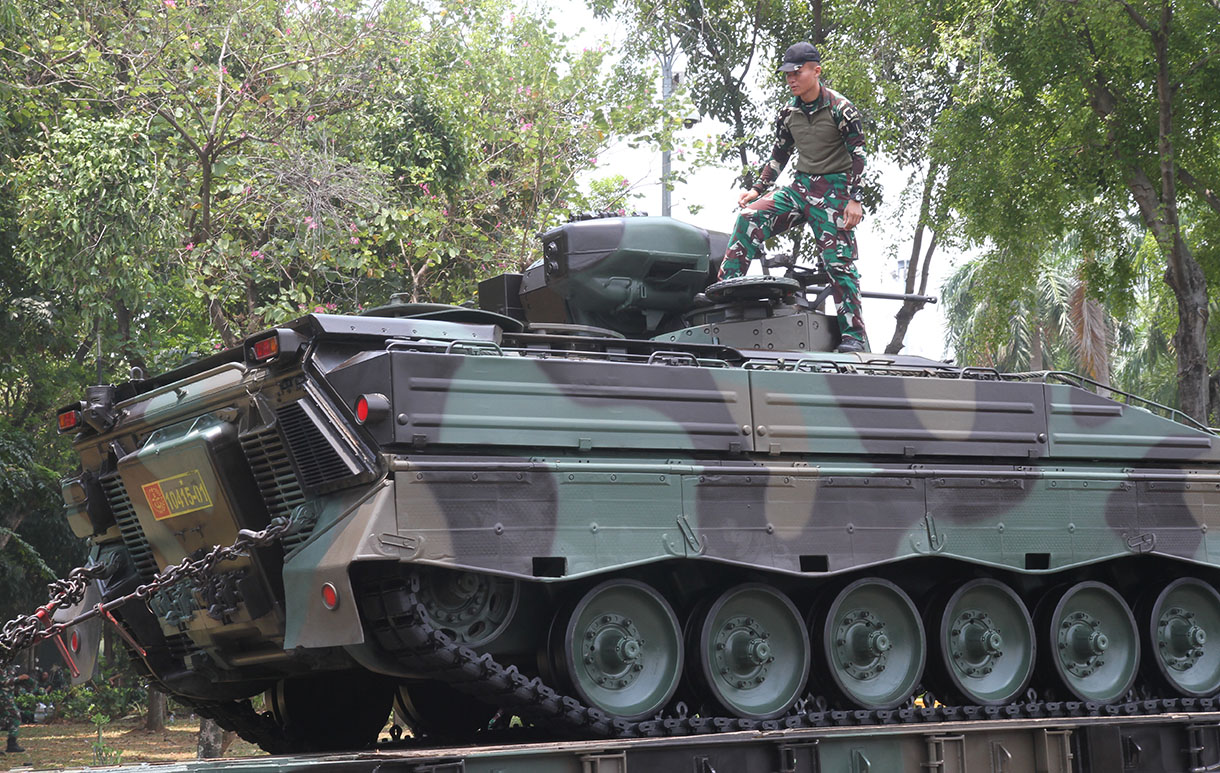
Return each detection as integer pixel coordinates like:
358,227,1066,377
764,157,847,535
778,42,820,72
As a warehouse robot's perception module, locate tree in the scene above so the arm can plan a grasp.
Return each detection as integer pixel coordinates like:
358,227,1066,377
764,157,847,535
936,0,1220,420
942,241,1112,380
592,0,827,181
819,0,964,354
2,0,667,348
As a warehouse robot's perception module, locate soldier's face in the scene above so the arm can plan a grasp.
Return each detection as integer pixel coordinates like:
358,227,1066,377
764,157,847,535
785,62,821,100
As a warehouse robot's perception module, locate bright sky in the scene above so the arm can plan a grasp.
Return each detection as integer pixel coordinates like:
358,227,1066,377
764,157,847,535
544,0,958,360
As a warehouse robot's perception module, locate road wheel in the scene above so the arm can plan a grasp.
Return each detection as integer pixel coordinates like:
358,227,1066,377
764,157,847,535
928,579,1035,705
550,578,683,720
817,578,926,710
1142,578,1220,697
1040,581,1139,703
689,583,810,719
268,670,393,751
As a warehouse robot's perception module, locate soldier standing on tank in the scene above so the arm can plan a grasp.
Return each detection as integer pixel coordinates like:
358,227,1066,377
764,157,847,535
720,42,869,353
0,667,25,754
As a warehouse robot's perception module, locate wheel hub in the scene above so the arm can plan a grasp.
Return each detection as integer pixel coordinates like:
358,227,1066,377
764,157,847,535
713,616,774,689
1059,611,1108,677
581,613,646,690
836,610,891,680
1159,606,1208,671
950,610,1006,678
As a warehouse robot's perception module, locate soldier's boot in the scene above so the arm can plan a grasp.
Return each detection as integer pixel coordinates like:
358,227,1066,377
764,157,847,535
6,735,23,753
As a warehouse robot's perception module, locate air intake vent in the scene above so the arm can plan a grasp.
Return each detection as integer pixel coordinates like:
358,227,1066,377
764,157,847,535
276,401,364,491
101,473,159,582
239,424,311,554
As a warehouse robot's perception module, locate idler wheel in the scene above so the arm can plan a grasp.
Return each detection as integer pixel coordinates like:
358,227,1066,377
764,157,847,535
928,579,1035,705
550,578,683,721
417,568,520,648
815,578,926,710
1038,581,1139,703
1142,578,1220,697
688,583,810,719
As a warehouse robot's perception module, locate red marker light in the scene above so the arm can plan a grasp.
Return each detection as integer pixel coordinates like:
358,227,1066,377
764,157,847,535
353,393,389,425
251,335,279,361
321,583,339,610
70,630,80,653
57,409,82,433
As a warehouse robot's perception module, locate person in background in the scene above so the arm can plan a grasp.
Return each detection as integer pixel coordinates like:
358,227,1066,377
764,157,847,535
0,667,25,754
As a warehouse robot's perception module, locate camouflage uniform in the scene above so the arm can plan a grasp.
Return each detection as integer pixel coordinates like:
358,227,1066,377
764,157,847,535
48,666,69,693
721,84,868,346
0,668,21,751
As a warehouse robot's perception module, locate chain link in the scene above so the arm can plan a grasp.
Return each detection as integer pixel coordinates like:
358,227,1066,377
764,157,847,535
0,516,294,665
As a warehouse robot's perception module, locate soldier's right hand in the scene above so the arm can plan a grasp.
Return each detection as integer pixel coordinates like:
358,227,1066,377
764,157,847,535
737,189,761,208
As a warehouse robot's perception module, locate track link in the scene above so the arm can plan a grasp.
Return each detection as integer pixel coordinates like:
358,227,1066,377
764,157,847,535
359,573,1219,742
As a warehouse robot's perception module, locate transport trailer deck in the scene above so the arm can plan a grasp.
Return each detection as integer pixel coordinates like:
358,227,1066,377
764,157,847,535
54,711,1220,773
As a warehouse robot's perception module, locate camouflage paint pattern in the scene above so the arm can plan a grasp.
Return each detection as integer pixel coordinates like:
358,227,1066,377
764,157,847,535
721,173,865,345
55,216,1220,716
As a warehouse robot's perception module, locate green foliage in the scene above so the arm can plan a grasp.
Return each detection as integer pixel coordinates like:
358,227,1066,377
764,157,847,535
91,713,124,766
592,0,820,181
2,0,666,339
12,112,174,320
943,232,1119,377
0,0,666,628
51,655,147,724
580,175,645,214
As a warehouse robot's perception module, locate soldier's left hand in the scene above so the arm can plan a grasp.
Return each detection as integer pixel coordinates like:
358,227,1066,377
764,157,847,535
843,200,863,231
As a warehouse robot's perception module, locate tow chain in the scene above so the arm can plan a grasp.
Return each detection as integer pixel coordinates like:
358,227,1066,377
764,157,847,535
0,516,295,666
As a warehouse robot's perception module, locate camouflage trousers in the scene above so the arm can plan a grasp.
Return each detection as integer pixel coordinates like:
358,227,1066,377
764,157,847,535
0,689,18,738
720,172,866,345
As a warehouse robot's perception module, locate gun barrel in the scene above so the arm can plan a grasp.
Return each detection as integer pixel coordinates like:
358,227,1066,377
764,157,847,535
806,286,938,305
860,290,938,304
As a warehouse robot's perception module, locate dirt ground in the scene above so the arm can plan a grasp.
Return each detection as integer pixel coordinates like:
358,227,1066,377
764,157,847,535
0,716,266,771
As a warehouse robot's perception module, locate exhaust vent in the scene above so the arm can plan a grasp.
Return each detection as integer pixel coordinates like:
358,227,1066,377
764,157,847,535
101,472,159,582
240,424,312,554
276,401,366,491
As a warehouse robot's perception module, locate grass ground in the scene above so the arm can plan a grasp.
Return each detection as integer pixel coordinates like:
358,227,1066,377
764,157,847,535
0,716,266,771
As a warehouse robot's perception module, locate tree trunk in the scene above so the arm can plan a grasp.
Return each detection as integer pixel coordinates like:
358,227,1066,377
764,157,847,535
1126,4,1209,422
145,688,167,732
1030,325,1044,372
1153,6,1206,420
1209,368,1220,426
884,160,940,354
0,510,26,553
198,718,225,758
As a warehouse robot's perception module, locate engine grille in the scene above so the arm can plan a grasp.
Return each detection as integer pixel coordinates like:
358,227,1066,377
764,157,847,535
276,401,362,491
240,423,311,554
165,631,195,660
102,472,159,582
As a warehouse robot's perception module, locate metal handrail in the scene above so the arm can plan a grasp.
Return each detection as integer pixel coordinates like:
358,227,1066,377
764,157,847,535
1014,369,1219,435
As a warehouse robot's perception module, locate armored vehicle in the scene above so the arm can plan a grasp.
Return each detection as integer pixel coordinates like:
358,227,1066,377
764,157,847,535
52,216,1220,752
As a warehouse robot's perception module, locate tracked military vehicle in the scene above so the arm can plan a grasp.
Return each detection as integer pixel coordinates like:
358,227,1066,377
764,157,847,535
52,216,1220,753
